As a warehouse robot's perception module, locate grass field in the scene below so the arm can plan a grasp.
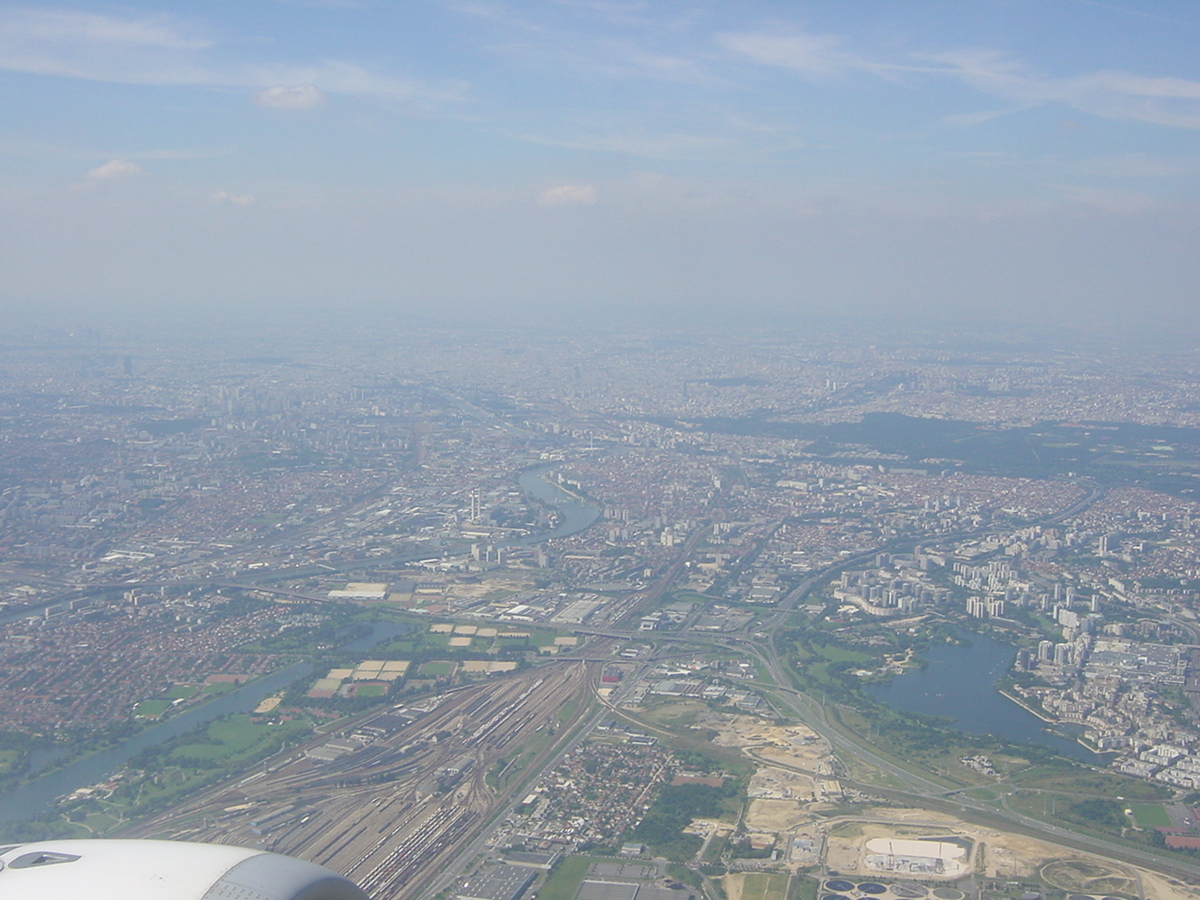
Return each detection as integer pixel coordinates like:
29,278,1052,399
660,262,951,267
170,714,263,761
166,713,309,765
1008,765,1169,800
82,809,125,833
134,699,171,717
496,637,531,651
537,855,593,900
964,787,1000,802
672,590,718,605
701,834,728,863
813,645,870,664
0,749,20,775
555,697,580,725
14,712,316,841
789,875,818,900
165,685,199,701
741,872,790,900
1128,803,1172,828
377,623,558,656
640,701,706,729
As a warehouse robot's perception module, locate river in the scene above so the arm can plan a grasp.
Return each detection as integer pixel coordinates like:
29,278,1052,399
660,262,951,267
0,620,413,827
865,631,1100,764
515,467,603,543
0,466,600,829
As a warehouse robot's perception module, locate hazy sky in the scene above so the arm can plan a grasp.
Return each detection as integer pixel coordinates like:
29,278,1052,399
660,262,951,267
2,1,1199,333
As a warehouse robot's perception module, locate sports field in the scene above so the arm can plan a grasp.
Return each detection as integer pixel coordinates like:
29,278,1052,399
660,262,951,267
134,699,171,718
741,872,789,900
1128,803,1172,828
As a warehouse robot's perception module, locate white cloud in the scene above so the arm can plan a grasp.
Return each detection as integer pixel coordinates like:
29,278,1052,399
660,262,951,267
922,50,1200,130
0,9,462,107
938,106,1034,128
87,159,142,180
0,139,232,163
515,124,738,161
254,84,325,109
212,190,255,207
273,0,364,8
1056,184,1163,214
722,25,1200,132
1,9,209,53
0,9,212,84
717,28,852,77
134,147,233,161
539,184,598,206
1076,154,1200,179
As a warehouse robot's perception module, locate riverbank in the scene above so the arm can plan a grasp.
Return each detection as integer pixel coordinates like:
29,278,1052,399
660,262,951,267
0,466,595,832
0,619,413,829
516,467,602,544
999,691,1108,757
998,687,1055,723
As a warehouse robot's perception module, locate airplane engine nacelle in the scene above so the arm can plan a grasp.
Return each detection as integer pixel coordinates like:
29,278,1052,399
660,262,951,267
0,839,370,900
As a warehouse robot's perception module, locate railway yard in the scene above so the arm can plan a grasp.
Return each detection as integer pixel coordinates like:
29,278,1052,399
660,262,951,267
127,662,594,900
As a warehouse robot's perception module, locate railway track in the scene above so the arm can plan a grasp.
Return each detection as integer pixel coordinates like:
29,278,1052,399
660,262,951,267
126,661,595,900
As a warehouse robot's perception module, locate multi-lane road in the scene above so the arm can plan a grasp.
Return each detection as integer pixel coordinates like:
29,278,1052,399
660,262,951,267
122,476,1200,893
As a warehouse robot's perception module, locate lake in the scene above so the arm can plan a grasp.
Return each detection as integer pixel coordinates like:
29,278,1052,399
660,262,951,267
865,630,1100,764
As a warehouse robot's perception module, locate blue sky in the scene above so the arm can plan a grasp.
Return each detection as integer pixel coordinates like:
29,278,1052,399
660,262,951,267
2,1,1199,333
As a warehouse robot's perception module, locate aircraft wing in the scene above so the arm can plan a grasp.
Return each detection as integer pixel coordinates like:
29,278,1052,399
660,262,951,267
0,839,370,900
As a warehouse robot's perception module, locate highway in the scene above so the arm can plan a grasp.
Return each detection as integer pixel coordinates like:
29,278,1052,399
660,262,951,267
118,474,1200,892
574,618,1200,882
569,479,1200,885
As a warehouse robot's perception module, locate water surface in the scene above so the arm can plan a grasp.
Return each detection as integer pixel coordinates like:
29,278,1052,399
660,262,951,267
866,631,1099,764
0,620,412,826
